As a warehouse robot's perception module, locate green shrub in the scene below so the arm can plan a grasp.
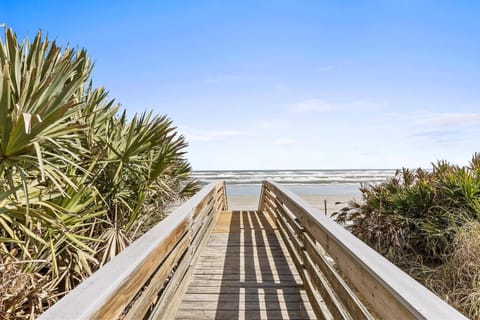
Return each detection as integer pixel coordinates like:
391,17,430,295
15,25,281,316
334,153,480,318
0,27,199,318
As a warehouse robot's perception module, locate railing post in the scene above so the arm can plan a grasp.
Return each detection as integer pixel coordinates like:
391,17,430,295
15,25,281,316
258,181,266,212
222,181,228,211
264,180,468,320
38,182,223,320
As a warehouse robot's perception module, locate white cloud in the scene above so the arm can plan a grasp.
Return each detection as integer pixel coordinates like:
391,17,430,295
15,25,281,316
288,99,341,113
287,99,386,113
273,138,296,145
407,112,480,148
416,112,480,128
257,119,290,129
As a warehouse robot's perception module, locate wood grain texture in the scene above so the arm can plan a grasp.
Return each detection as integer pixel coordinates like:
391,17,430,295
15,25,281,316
39,180,465,320
38,182,227,320
124,234,190,319
175,210,316,320
262,180,467,320
302,233,373,319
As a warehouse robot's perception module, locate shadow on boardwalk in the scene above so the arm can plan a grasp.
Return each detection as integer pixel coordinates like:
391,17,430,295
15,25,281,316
175,210,314,319
213,210,313,319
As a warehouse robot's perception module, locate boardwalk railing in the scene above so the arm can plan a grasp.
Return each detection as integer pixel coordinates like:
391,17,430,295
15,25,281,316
39,180,466,319
259,180,466,320
39,181,227,320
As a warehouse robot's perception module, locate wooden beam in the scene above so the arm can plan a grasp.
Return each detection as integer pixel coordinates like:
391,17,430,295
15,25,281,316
38,182,224,320
264,180,467,320
303,233,373,319
124,234,190,319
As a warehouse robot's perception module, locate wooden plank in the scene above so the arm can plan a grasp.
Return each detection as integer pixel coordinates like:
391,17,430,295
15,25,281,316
214,193,225,213
270,208,303,277
190,210,221,268
192,269,300,276
263,184,276,197
192,267,296,274
38,182,222,320
214,210,277,233
181,293,309,302
206,232,281,238
148,247,192,319
188,280,303,288
303,233,373,319
264,203,278,222
190,274,302,283
214,183,227,212
196,257,296,265
255,210,278,230
190,203,214,237
190,207,215,254
192,268,299,276
124,233,190,319
303,248,351,319
275,207,304,263
175,309,315,320
155,206,222,319
200,246,288,253
301,268,332,320
276,207,304,256
192,267,299,275
175,209,315,319
185,286,310,295
265,180,467,320
200,247,287,253
274,198,304,236
177,300,313,311
196,256,295,263
93,219,189,319
278,220,303,271
192,266,296,273
264,193,277,212
258,184,267,212
212,211,234,233
192,189,215,220
197,255,292,262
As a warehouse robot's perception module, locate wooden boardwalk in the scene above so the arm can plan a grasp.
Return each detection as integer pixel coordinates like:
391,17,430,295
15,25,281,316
175,210,315,319
39,181,467,320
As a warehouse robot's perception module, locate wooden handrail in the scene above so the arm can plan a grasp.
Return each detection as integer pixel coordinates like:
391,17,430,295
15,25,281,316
260,180,467,320
39,181,227,320
40,179,466,319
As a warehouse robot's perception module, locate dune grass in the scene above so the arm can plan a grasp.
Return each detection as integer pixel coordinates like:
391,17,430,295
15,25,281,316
334,154,480,318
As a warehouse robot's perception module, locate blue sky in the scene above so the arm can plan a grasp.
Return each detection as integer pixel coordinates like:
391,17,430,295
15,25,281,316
2,1,480,169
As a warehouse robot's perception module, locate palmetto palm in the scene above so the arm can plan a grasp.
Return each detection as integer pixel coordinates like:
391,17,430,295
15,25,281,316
0,27,198,318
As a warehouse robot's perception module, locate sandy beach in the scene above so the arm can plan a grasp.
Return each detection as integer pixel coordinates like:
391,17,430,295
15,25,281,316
227,193,359,216
194,169,388,217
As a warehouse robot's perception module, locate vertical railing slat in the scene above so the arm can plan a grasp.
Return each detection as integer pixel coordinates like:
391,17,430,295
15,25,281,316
39,182,227,320
258,180,467,320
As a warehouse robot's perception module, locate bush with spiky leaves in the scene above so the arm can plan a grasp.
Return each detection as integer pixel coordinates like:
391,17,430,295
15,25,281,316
0,28,198,318
334,153,480,318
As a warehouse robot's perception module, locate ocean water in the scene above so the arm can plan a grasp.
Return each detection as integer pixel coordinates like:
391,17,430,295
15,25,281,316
192,169,395,197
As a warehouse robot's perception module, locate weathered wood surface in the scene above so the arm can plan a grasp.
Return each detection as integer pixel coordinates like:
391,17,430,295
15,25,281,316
261,180,467,320
39,180,466,320
175,210,316,319
39,182,227,320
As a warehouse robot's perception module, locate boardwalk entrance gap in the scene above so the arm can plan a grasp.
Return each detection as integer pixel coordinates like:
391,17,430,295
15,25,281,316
39,181,466,320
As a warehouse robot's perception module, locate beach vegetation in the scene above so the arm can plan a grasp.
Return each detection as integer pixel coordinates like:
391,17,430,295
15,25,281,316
0,27,198,319
334,154,480,318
